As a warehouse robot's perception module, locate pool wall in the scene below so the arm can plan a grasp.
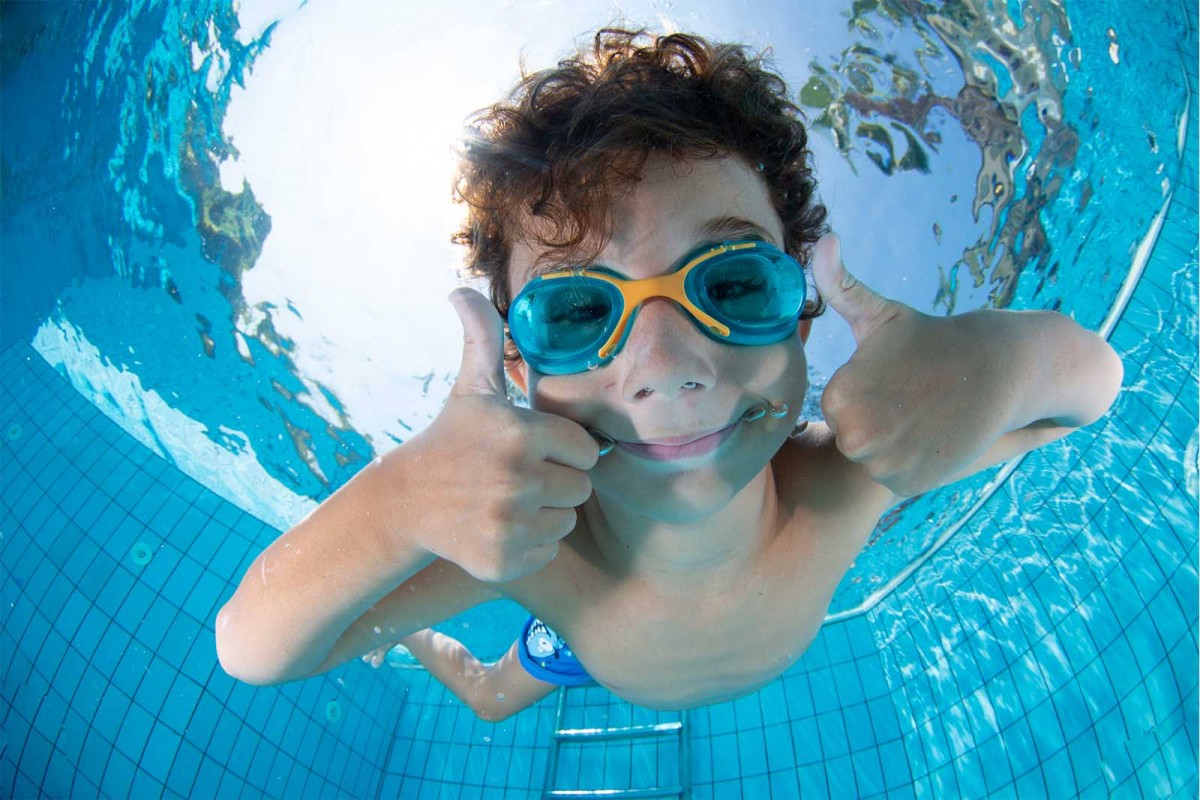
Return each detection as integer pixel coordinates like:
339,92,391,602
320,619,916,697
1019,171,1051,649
2,12,1197,800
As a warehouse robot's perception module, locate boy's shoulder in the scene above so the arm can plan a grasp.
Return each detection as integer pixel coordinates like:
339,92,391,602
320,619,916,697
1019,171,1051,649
771,420,897,528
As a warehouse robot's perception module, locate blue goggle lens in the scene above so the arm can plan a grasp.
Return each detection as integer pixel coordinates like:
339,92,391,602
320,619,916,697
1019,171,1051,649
508,241,805,375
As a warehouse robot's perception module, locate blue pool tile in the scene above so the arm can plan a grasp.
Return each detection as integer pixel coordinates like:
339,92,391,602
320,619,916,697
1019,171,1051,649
1004,715,1043,779
160,555,202,611
1150,580,1192,651
114,697,155,763
98,749,136,799
148,491,190,534
708,700,735,736
843,703,875,751
1136,752,1172,798
710,733,739,781
140,651,178,711
740,774,771,798
170,505,212,548
927,762,960,798
1169,636,1200,701
816,710,850,759
984,671,1022,734
737,726,768,777
1077,656,1120,719
809,668,839,714
758,682,788,727
60,536,100,586
42,746,77,798
1145,658,1187,724
1160,724,1199,793
942,706,977,760
1068,728,1104,789
191,489,222,516
860,661,890,701
790,717,823,766
216,767,247,799
94,563,136,619
1042,744,1078,797
1126,609,1170,677
1010,655,1049,711
91,679,133,743
876,738,912,790
213,501,243,528
110,639,152,699
822,621,855,664
851,747,887,796
764,722,797,771
162,671,204,734
733,691,764,730
782,677,815,719
140,720,183,785
1052,679,1093,742
246,738,278,792
837,666,867,706
1121,683,1159,750
825,754,857,797
768,769,801,799
974,733,1012,794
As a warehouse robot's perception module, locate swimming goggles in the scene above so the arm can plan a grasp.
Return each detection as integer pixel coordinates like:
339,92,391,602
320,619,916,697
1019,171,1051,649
507,239,807,375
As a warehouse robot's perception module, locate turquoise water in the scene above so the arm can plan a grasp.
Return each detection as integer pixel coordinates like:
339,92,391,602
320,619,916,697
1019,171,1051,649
1,0,1196,797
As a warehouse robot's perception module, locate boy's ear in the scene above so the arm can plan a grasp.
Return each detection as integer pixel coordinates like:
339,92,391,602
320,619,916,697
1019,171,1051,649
798,318,813,344
505,357,529,397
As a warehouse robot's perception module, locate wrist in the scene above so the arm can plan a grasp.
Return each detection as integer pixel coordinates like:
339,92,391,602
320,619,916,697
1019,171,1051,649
1001,310,1123,429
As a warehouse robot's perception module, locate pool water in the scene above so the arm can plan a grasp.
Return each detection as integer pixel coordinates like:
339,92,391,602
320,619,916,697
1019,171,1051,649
1,0,1196,797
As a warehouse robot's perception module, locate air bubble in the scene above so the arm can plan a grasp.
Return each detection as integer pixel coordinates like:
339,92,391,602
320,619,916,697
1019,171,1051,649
496,692,506,701
585,360,600,371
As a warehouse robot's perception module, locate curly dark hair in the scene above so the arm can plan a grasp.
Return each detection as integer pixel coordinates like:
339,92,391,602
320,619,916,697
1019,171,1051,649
452,27,828,366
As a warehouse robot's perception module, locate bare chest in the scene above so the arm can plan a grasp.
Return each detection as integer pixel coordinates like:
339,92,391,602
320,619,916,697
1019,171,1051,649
504,534,830,709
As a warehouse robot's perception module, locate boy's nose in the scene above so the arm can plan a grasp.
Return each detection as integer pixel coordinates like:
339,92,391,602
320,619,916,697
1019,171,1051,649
618,297,717,400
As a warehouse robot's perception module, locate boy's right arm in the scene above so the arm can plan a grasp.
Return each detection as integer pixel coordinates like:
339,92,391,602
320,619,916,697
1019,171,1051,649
215,288,598,685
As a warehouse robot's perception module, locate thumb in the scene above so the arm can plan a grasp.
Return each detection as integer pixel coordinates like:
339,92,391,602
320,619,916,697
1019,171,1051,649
811,233,897,344
448,287,508,398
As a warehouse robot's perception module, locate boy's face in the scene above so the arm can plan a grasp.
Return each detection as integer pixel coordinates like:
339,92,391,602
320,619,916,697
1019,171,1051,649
506,154,812,520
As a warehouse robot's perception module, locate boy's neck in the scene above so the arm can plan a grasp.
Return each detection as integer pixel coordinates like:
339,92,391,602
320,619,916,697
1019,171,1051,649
580,465,780,596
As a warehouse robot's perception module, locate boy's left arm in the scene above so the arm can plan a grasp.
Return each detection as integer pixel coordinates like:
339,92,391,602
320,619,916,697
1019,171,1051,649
811,235,1124,500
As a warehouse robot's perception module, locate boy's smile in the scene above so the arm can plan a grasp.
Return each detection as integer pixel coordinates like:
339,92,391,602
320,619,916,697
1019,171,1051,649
506,153,812,522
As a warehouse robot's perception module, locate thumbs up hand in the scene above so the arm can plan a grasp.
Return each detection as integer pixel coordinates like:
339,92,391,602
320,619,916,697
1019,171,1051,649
398,288,599,583
813,235,1021,497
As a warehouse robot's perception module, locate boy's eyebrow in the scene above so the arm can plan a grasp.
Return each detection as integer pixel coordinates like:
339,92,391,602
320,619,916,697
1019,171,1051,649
523,216,780,281
695,216,780,246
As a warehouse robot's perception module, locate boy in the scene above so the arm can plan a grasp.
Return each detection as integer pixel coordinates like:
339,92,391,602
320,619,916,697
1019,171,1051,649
215,29,1122,721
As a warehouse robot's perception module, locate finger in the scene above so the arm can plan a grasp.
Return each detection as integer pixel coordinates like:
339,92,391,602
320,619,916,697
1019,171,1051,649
535,461,595,509
533,508,579,543
448,287,509,398
810,233,897,344
531,410,602,470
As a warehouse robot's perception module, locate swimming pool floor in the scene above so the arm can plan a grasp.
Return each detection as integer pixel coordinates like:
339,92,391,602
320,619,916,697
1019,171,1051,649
2,21,1198,800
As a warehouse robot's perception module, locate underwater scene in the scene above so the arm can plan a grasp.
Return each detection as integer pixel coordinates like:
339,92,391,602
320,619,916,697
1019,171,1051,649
1,0,1196,797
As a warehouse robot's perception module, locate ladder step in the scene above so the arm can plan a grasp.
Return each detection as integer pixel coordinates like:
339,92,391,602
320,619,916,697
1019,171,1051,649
543,787,683,799
554,722,683,742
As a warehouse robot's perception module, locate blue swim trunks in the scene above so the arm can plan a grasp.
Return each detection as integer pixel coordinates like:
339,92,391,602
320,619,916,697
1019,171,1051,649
517,615,595,687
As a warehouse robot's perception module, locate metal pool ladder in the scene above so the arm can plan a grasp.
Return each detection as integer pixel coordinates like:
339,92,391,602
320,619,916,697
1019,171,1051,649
541,687,691,799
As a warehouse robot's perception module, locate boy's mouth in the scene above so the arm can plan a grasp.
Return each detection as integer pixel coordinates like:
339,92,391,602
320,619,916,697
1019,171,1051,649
632,424,734,447
615,420,740,461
